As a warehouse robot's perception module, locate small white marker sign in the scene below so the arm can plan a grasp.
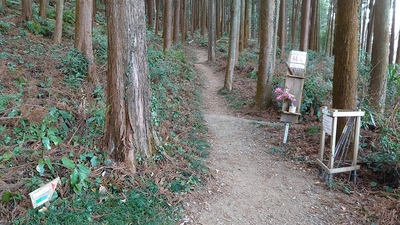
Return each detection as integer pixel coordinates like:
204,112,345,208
289,50,307,69
29,177,60,208
323,114,333,135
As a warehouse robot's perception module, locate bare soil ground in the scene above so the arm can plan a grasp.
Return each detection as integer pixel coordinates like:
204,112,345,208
182,49,367,225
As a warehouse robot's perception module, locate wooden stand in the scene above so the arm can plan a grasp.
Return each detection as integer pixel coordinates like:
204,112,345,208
317,106,365,180
280,51,307,143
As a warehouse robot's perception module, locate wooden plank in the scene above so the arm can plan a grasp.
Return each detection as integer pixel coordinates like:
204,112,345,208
283,76,304,113
280,113,298,123
316,159,360,174
322,108,365,117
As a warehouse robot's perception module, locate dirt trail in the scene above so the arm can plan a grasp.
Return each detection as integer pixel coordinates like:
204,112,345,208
183,49,350,225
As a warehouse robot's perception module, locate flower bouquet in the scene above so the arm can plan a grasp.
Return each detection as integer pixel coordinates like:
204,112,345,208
275,86,297,113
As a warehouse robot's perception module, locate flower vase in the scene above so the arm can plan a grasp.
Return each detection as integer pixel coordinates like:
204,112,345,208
289,105,296,113
288,102,296,113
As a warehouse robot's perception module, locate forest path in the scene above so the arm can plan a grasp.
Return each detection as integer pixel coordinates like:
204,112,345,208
183,48,347,225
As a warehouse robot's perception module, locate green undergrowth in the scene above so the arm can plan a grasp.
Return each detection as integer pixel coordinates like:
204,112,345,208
1,3,208,222
212,35,400,191
20,189,179,225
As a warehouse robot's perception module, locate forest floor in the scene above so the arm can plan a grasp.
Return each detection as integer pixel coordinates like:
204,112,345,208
181,48,395,224
0,7,399,221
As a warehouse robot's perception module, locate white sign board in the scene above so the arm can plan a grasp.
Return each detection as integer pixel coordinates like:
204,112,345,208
29,177,60,208
289,51,307,69
322,114,333,135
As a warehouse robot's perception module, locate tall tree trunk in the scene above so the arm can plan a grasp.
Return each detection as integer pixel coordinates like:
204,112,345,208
365,0,374,64
191,0,196,36
201,0,207,37
92,0,97,27
75,0,98,84
359,0,367,59
39,0,47,19
308,0,316,51
216,0,220,39
325,0,333,55
278,0,286,58
223,0,240,91
221,0,225,36
243,0,250,49
310,0,320,52
369,0,390,113
333,0,360,142
155,0,160,35
173,0,180,44
239,0,245,52
396,30,400,65
208,0,215,62
273,0,279,67
147,0,154,28
251,0,256,38
291,0,301,45
1,0,6,7
21,0,33,21
163,0,173,51
389,0,395,64
181,0,187,43
53,0,64,44
105,0,155,173
314,0,320,52
254,0,276,110
299,0,311,51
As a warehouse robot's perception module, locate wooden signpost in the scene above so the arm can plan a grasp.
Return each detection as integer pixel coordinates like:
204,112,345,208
281,51,307,143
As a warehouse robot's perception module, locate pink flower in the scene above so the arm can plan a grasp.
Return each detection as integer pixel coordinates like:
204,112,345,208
274,86,296,103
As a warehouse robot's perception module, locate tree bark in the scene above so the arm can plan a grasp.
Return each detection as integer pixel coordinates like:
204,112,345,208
326,0,336,56
1,0,6,7
299,0,311,51
147,0,154,28
389,0,395,64
223,0,240,91
369,0,390,113
173,0,180,44
221,0,225,36
333,0,359,110
308,0,316,51
163,0,173,51
315,0,320,52
239,0,245,52
272,0,279,67
201,0,207,37
251,0,256,38
21,0,33,21
360,0,367,58
39,0,47,19
332,0,360,141
75,0,98,84
243,0,250,49
191,0,196,37
105,0,155,172
365,0,374,64
155,0,160,35
278,0,286,58
291,0,301,45
254,0,276,110
53,0,64,44
208,0,215,62
181,0,187,43
92,0,97,27
215,0,220,39
396,30,400,65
